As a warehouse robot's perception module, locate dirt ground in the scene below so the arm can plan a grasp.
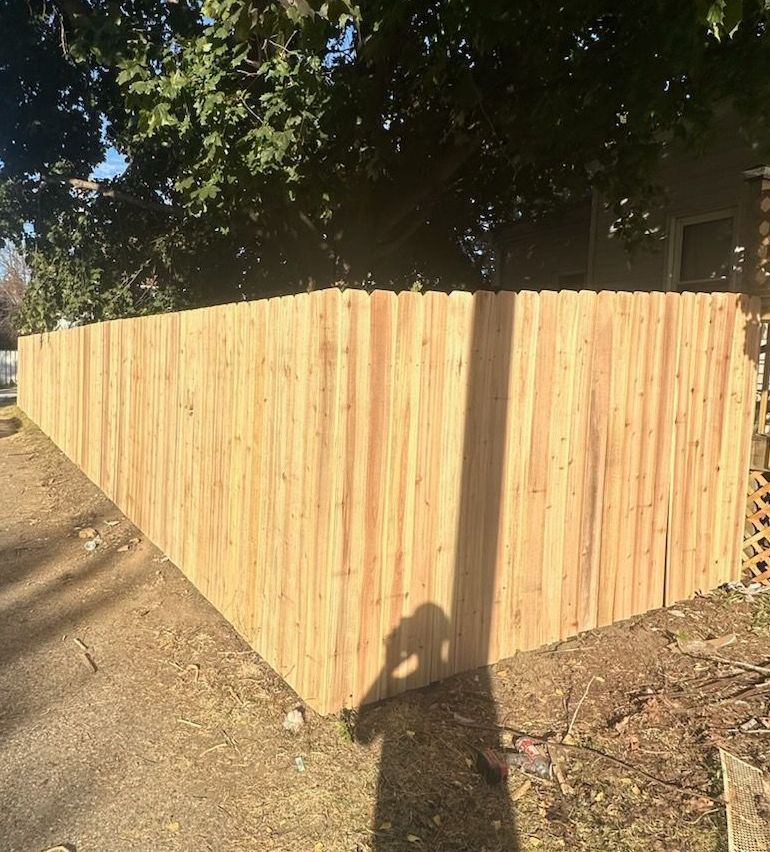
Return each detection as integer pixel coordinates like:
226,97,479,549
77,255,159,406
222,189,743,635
2,403,770,852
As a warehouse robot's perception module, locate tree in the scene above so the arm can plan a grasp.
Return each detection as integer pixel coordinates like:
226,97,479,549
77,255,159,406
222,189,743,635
1,0,769,329
0,243,28,347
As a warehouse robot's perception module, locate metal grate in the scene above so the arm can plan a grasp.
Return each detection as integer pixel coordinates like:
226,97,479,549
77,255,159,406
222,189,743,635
720,748,770,852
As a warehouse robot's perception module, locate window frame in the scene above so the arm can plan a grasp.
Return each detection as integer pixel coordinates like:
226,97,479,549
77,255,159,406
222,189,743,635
666,207,738,292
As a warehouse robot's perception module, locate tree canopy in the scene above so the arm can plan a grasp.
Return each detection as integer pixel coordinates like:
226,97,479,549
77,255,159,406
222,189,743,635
0,243,27,346
2,0,769,329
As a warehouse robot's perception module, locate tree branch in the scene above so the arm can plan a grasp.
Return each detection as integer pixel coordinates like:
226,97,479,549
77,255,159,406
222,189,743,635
372,201,434,260
41,176,181,216
51,0,91,22
375,134,482,245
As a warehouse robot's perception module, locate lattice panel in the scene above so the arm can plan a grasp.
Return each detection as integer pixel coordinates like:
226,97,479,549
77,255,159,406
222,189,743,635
743,471,770,584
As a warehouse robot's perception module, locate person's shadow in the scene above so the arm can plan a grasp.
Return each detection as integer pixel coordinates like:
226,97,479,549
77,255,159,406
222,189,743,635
356,612,519,851
356,292,519,849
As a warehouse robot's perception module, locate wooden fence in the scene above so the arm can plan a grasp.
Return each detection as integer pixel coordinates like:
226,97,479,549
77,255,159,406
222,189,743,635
18,289,760,713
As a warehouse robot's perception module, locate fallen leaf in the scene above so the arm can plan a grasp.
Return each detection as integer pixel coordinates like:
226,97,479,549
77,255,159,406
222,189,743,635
676,633,736,654
77,527,98,539
613,715,631,734
432,815,442,827
643,697,662,724
165,820,180,833
668,609,686,618
378,822,392,831
117,537,141,553
511,778,531,801
314,843,324,852
406,834,421,843
688,795,719,813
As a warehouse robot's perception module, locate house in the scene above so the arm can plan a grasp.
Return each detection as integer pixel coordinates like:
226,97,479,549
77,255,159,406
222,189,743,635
495,120,770,295
495,119,770,469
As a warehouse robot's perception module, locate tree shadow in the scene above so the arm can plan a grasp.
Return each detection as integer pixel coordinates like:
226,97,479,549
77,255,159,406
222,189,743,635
357,292,518,850
0,416,21,438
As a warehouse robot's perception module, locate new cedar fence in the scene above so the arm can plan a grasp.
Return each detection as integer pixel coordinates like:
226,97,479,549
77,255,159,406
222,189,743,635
18,289,760,714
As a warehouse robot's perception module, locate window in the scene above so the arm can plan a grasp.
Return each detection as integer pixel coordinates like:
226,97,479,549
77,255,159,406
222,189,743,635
669,210,736,292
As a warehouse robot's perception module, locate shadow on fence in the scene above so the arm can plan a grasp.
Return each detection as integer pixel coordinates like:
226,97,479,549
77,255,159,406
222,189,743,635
358,294,518,850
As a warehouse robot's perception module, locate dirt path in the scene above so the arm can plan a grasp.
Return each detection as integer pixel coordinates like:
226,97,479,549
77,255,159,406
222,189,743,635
0,408,379,851
1,406,768,851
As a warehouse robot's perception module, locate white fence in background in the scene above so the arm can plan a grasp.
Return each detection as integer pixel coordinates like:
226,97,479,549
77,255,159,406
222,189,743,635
0,350,17,386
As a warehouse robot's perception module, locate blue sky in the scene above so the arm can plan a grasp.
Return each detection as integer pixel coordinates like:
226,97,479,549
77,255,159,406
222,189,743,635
91,146,128,180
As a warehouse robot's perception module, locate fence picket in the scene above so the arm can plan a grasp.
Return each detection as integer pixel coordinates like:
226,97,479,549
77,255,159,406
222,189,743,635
17,289,761,713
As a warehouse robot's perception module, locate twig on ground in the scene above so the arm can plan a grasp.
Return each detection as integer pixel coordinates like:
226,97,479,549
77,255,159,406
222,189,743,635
73,637,98,672
449,717,724,804
680,649,770,678
726,679,770,701
711,655,770,677
153,657,184,671
548,746,574,797
555,646,600,653
222,729,241,754
546,675,597,797
656,670,748,699
566,676,596,740
547,740,724,804
227,686,245,706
